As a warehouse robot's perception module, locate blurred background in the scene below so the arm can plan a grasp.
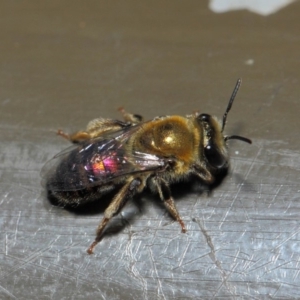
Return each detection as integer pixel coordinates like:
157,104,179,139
1,1,300,299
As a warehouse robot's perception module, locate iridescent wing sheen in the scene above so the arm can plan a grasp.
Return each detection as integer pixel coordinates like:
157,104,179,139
41,124,166,192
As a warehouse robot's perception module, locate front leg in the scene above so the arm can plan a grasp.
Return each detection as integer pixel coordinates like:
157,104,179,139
152,177,186,233
192,164,215,184
87,177,142,254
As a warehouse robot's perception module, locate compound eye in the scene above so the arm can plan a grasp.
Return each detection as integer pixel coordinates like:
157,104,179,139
199,114,210,122
204,143,227,169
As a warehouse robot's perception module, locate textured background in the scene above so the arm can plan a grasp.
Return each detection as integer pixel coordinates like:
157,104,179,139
1,1,300,299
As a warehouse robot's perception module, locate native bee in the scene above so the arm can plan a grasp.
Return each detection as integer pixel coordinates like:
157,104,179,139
43,79,251,254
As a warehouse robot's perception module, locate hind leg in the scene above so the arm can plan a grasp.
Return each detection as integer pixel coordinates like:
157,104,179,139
57,107,144,143
57,118,130,143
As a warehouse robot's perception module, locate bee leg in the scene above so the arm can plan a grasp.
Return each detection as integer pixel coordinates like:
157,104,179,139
56,129,91,143
118,107,144,124
192,164,215,184
57,118,130,144
87,178,142,254
85,118,129,135
153,177,187,233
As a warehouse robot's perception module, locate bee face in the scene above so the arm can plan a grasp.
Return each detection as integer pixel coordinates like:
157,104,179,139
42,79,251,254
197,113,228,170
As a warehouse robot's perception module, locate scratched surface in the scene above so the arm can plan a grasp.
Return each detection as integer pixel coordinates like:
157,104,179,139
1,1,300,299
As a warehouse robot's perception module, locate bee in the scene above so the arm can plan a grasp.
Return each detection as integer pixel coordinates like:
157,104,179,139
43,79,251,254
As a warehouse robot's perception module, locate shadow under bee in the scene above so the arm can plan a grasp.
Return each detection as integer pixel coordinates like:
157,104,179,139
47,169,228,217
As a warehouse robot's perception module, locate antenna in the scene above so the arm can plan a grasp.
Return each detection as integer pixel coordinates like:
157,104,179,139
222,79,252,144
222,78,242,132
225,135,252,144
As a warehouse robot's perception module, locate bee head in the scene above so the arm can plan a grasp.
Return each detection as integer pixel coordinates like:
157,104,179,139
197,79,251,170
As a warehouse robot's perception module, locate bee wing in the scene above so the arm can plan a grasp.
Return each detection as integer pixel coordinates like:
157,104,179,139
40,142,80,186
41,125,166,192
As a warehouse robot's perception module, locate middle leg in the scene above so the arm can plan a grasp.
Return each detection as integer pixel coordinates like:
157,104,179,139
87,177,142,254
118,107,144,124
152,176,187,233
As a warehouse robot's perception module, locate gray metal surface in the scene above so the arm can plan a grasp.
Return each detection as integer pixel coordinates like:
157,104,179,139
1,1,300,299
